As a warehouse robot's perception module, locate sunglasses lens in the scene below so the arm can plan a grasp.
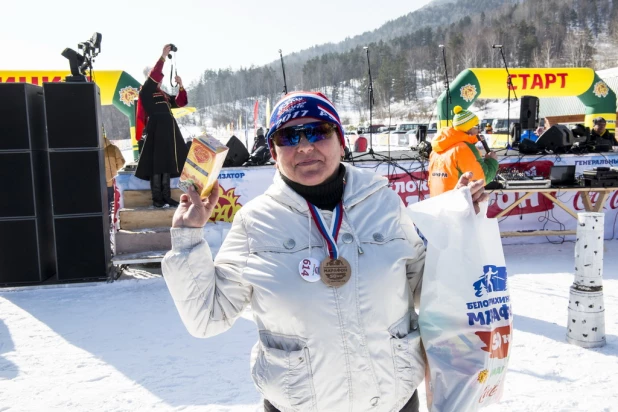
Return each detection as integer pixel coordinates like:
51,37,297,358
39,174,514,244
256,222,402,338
273,129,300,146
272,122,336,147
305,123,335,143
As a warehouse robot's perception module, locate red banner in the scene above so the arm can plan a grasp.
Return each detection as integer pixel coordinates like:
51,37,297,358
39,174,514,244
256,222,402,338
388,171,430,205
253,100,259,134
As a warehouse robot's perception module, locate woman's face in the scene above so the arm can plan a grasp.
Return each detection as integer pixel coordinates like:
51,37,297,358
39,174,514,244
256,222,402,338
272,123,344,186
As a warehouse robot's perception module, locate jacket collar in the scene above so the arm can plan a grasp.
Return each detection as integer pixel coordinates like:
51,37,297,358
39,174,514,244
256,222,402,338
265,164,388,213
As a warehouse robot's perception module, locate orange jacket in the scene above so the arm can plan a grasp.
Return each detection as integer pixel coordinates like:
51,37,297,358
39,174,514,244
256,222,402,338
428,127,499,197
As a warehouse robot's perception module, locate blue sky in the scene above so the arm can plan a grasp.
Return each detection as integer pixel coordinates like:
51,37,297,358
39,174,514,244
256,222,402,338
3,0,433,84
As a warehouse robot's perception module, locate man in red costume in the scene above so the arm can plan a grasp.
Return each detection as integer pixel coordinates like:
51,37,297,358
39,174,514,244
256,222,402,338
135,44,189,208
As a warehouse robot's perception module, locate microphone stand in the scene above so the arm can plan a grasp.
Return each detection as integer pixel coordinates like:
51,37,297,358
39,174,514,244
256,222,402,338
496,45,517,156
365,46,375,157
351,47,387,162
278,49,288,95
439,45,452,126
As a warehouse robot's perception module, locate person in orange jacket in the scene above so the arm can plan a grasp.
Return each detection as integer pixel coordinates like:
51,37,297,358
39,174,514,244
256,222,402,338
428,106,499,197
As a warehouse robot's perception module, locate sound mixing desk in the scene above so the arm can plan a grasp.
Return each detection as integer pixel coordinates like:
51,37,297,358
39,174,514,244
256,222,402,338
496,172,552,189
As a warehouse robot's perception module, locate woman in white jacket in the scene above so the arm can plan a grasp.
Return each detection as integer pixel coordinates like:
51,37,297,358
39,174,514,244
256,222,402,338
162,92,488,412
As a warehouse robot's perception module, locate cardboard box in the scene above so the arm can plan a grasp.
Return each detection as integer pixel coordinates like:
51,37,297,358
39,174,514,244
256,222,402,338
179,135,228,198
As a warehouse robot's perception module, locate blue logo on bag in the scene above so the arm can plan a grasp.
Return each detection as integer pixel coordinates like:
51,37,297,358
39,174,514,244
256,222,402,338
473,265,508,297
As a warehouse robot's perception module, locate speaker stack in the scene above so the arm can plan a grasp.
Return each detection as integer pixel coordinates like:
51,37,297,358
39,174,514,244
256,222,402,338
0,84,55,285
519,95,539,130
43,82,110,282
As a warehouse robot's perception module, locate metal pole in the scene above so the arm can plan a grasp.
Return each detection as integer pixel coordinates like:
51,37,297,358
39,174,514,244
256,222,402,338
278,49,288,95
495,45,517,154
439,45,451,126
567,212,606,348
364,46,375,155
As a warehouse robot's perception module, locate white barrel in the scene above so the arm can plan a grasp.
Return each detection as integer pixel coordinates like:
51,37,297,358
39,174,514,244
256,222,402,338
566,287,606,348
573,213,604,290
567,213,606,348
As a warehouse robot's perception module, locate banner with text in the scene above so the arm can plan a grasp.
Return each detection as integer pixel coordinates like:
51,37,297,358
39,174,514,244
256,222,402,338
115,153,618,245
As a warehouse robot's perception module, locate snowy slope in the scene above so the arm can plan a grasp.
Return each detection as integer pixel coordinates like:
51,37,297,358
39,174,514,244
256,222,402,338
1,241,617,411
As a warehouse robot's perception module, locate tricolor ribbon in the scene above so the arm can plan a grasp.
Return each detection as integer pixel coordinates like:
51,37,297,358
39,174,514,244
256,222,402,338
307,201,344,260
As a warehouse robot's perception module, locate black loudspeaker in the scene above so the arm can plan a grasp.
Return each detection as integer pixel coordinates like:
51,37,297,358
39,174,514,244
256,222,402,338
53,215,110,281
49,150,106,215
509,122,522,145
0,84,47,151
43,82,103,149
536,125,573,152
416,125,428,143
518,138,539,154
571,124,590,145
43,81,110,282
224,135,250,167
1,152,36,218
0,218,55,285
0,84,55,285
0,151,52,219
519,95,539,130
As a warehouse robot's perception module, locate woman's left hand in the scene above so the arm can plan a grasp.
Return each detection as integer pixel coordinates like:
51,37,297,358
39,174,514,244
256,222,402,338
175,76,183,88
455,172,489,214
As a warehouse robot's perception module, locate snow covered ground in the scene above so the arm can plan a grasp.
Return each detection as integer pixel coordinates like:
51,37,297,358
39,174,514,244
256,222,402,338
1,240,617,412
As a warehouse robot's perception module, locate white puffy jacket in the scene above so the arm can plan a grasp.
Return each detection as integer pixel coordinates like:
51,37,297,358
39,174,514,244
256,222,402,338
162,164,426,412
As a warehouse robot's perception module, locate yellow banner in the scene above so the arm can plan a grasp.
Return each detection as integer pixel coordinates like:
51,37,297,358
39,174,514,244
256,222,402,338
471,68,595,98
171,107,197,118
0,70,123,105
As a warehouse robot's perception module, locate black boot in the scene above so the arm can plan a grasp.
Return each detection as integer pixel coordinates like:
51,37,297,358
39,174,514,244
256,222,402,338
150,174,165,208
162,173,179,207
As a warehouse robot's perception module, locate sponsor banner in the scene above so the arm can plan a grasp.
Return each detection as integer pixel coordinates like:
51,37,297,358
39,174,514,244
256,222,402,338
471,68,594,98
115,153,618,242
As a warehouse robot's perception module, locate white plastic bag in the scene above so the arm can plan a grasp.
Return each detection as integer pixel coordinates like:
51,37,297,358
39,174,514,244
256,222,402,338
407,188,512,412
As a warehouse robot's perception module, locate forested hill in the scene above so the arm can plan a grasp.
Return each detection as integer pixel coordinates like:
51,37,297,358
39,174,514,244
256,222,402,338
275,0,515,68
184,0,618,128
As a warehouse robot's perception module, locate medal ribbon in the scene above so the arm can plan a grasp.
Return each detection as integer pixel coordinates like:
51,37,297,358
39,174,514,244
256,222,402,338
307,201,344,260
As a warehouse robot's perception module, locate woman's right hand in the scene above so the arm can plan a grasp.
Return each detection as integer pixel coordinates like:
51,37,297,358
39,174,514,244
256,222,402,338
172,183,220,228
161,44,172,59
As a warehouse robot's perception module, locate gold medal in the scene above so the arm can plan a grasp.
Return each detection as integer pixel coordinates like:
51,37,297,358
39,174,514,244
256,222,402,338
320,257,351,287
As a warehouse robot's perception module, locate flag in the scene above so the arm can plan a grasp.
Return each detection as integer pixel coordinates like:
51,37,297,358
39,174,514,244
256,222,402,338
266,97,271,128
253,100,259,134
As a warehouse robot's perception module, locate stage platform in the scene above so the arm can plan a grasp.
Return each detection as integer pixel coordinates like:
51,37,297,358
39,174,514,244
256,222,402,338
110,151,618,267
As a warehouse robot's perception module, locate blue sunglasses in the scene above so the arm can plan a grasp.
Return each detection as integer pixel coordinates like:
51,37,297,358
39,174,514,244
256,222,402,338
272,122,337,147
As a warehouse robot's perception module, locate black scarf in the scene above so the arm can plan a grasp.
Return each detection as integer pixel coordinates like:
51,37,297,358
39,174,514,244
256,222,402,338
281,164,345,210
